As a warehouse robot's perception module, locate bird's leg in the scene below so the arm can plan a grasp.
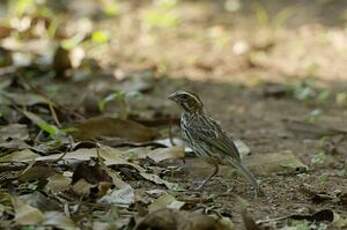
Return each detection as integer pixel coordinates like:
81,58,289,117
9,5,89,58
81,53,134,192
195,163,219,190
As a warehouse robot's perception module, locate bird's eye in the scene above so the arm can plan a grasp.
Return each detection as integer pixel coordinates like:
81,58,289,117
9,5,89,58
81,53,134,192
181,94,189,100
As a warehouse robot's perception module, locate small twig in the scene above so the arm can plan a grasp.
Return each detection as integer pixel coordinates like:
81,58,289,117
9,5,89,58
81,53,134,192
34,129,43,143
17,160,36,178
64,202,70,218
0,161,29,167
256,215,290,224
48,102,61,128
51,151,69,163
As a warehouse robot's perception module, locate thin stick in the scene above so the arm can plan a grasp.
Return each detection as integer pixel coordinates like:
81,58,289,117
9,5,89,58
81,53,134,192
48,102,61,128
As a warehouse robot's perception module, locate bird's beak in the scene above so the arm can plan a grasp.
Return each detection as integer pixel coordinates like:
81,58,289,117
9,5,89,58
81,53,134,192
168,92,177,101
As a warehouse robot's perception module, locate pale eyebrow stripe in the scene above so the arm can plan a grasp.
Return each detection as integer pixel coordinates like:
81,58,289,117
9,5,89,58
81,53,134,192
181,92,200,101
177,91,203,105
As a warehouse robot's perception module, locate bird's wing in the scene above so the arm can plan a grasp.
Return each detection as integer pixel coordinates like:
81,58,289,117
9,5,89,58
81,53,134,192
192,116,241,161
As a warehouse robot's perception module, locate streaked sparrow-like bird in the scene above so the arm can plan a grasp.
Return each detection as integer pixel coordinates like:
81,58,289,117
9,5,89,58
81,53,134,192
169,90,259,194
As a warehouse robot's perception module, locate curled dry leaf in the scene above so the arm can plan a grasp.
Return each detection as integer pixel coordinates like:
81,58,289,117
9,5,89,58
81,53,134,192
125,146,185,163
35,147,124,163
34,146,179,190
148,194,185,212
146,146,185,163
98,185,135,208
136,170,179,191
72,116,159,142
71,160,113,185
135,208,234,230
71,179,95,197
71,160,113,198
43,211,77,230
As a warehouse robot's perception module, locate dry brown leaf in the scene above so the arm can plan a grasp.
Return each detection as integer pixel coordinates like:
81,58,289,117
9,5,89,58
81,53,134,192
34,146,179,190
0,149,39,163
0,124,29,142
98,185,135,208
71,179,94,197
148,194,185,212
11,196,44,225
53,45,72,78
0,124,30,150
0,26,12,39
146,146,185,163
72,116,159,142
71,160,114,198
71,160,113,185
0,139,31,150
43,211,77,230
124,146,184,162
46,173,72,193
135,208,234,230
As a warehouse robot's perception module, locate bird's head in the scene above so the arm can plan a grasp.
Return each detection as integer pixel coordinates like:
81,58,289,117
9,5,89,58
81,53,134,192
168,90,203,113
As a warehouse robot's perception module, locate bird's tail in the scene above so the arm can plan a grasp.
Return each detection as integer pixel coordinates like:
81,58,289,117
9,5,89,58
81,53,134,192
227,158,259,192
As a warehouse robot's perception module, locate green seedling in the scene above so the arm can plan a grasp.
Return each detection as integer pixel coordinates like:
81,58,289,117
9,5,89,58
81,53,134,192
91,31,110,44
311,151,327,166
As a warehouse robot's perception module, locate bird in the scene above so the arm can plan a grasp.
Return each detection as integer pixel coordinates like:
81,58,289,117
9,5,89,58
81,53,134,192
168,89,259,194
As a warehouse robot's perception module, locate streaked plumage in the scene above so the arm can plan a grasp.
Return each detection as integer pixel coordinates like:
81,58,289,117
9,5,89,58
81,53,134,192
169,90,259,193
